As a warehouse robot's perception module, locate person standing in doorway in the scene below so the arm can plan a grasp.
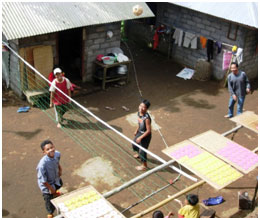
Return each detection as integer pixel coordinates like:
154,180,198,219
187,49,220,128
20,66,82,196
225,62,251,118
132,99,152,171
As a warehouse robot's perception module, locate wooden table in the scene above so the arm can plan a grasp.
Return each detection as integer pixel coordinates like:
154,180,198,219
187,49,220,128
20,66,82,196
93,60,131,90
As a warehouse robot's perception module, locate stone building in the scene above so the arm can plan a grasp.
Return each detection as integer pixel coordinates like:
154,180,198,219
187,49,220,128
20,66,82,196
2,2,154,96
126,2,258,80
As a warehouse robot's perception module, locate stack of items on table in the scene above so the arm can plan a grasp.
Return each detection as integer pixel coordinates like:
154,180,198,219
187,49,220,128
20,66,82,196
95,47,129,78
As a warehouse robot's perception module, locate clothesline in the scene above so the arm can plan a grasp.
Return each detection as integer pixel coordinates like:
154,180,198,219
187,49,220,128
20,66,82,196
171,25,235,49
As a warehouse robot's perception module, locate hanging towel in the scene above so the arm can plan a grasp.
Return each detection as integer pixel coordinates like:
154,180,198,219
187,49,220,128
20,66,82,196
172,28,183,47
190,36,197,49
183,32,197,49
236,48,243,64
200,36,207,48
222,51,233,70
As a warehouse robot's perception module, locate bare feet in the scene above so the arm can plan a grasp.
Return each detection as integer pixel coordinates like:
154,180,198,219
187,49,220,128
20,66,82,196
133,154,140,159
57,123,62,128
122,106,130,111
135,165,147,171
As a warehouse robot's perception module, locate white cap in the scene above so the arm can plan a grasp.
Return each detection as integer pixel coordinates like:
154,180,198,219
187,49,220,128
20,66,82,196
53,68,62,75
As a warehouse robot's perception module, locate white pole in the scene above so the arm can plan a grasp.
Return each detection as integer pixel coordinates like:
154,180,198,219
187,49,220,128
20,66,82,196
103,159,175,198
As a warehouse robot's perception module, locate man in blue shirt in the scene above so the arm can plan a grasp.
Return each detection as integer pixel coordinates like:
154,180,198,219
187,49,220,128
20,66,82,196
37,140,63,218
225,62,251,118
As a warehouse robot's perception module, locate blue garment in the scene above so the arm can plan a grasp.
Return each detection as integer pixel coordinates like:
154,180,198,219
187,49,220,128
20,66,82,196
36,151,61,194
228,96,245,117
215,42,222,54
203,196,224,206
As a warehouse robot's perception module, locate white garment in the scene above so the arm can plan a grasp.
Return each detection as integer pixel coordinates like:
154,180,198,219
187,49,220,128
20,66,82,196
176,68,195,80
183,32,197,49
49,77,71,92
117,53,129,62
236,48,243,65
172,28,183,47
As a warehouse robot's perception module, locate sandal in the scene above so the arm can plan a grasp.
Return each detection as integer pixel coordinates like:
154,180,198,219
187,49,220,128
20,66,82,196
122,106,130,112
135,165,147,171
105,106,115,111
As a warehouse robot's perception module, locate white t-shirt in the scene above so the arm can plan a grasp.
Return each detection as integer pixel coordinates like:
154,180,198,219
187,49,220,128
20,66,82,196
49,77,71,92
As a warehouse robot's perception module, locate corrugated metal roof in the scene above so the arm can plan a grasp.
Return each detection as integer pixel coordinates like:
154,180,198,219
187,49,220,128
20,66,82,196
2,2,154,40
171,2,258,29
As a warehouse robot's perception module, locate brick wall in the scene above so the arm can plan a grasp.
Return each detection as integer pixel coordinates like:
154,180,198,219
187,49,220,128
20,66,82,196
241,29,258,79
9,40,23,97
84,22,121,81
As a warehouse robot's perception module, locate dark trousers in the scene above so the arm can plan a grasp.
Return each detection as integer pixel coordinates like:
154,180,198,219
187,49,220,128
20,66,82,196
42,179,63,214
55,103,70,123
132,132,151,162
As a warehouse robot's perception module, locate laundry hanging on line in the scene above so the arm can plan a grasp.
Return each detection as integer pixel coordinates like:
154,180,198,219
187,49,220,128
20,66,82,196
153,25,166,50
183,32,197,49
172,28,183,47
222,50,233,70
200,36,207,48
215,41,222,54
236,48,243,65
207,39,214,62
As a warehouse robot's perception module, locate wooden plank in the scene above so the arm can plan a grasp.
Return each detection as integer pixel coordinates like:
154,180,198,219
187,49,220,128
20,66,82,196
230,111,258,133
51,185,125,218
19,48,25,90
33,45,53,89
162,140,243,190
190,130,228,152
190,130,258,174
25,47,37,90
19,46,40,90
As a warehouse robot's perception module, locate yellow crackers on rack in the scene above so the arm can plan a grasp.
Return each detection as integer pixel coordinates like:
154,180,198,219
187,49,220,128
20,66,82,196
162,140,243,190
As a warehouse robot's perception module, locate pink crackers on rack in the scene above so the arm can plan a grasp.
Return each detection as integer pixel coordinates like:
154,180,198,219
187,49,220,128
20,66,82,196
217,142,258,171
170,144,202,160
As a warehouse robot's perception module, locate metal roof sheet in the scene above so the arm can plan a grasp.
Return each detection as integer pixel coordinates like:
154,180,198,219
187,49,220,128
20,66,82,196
2,2,154,40
171,2,258,29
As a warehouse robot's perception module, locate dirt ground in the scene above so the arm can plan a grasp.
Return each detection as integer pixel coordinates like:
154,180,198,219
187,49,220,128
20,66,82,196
2,41,258,218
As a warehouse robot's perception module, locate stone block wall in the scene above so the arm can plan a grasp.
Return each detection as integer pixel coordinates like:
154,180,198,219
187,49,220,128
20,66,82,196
126,3,258,80
84,22,121,81
157,3,258,80
241,29,258,79
9,40,23,97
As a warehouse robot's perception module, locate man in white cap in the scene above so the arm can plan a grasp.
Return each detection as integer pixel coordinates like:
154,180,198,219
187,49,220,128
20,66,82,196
49,67,72,128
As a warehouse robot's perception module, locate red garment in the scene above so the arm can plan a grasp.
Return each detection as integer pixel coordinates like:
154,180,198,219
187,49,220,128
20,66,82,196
48,72,55,86
53,79,69,105
153,26,165,50
153,32,159,50
49,71,77,91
